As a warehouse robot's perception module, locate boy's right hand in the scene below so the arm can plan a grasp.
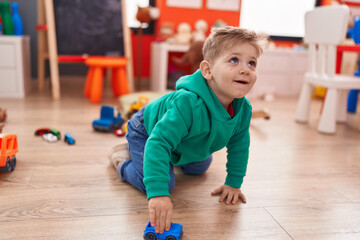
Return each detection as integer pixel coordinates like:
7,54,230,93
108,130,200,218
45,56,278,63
148,196,173,234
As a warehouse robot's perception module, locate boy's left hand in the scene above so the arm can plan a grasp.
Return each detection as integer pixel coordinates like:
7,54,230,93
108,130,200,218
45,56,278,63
211,185,246,204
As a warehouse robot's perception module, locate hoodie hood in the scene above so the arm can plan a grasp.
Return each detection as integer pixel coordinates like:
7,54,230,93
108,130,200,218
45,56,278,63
176,69,245,122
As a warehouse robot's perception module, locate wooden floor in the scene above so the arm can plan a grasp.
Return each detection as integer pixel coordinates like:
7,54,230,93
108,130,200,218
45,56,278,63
1,77,360,240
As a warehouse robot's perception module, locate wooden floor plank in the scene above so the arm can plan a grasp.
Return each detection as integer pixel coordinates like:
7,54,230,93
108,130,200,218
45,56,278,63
266,203,360,239
0,76,359,239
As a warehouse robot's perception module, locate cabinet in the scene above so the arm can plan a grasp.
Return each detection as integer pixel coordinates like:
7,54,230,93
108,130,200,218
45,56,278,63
150,42,189,91
0,36,31,98
248,48,309,99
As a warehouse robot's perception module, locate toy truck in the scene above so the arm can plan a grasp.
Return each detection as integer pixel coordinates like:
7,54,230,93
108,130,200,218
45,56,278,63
127,95,149,119
0,134,18,173
92,105,125,132
144,221,183,240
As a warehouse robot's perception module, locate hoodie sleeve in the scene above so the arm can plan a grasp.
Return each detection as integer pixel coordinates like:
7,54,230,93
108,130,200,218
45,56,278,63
143,95,194,199
225,108,252,189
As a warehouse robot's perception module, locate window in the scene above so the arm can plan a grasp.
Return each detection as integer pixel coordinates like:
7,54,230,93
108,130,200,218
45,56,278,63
239,0,321,41
126,0,155,34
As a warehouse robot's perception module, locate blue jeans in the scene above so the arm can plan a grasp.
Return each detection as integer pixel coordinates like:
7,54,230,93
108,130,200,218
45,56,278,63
116,107,212,194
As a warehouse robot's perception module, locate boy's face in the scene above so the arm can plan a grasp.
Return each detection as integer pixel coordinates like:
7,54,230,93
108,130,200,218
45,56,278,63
204,42,258,106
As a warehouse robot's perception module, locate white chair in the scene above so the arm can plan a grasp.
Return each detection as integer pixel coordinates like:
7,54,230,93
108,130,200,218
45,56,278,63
295,5,360,134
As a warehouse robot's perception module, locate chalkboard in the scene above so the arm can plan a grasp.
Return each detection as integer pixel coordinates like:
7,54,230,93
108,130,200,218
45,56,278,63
53,0,124,56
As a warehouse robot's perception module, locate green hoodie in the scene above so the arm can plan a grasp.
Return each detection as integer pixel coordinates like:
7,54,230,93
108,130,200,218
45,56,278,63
143,70,252,199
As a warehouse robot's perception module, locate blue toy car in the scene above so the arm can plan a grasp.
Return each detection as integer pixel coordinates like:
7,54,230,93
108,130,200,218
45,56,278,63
64,132,75,145
144,221,183,240
92,105,124,132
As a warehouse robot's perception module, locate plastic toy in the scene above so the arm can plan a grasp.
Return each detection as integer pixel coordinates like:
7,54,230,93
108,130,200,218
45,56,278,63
64,132,75,145
11,2,24,36
1,1,14,35
92,105,125,132
173,23,192,45
0,134,18,173
35,128,60,142
136,6,160,24
123,121,128,133
159,22,175,42
113,128,125,137
127,96,149,119
34,128,50,136
143,221,183,240
49,128,61,139
43,133,58,143
191,20,208,42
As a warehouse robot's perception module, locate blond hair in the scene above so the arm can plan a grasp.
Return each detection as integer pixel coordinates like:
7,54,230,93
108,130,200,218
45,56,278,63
203,26,268,63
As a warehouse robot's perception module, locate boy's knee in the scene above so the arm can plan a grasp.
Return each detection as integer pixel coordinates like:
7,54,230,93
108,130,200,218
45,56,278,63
180,165,209,175
180,156,212,175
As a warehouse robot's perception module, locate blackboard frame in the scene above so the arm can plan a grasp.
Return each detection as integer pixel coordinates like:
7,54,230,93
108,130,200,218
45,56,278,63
37,0,134,99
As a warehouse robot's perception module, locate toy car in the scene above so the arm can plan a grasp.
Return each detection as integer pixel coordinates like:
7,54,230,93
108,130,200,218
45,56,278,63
43,133,58,143
92,105,125,132
0,134,18,173
127,95,149,119
34,128,50,136
144,221,183,240
49,128,61,139
64,132,75,145
113,128,125,137
35,128,61,139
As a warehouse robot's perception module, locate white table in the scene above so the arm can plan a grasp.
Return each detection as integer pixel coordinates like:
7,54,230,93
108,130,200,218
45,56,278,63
150,42,189,91
150,42,310,98
0,36,31,98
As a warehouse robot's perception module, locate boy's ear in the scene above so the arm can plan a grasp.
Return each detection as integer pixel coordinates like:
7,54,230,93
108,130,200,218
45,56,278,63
200,60,212,81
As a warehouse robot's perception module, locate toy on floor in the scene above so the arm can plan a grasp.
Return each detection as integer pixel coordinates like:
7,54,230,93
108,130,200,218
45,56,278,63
64,132,75,145
35,128,76,144
43,133,58,143
92,105,125,132
0,134,18,173
34,128,50,136
144,221,183,240
44,129,61,142
35,128,61,142
113,128,125,137
252,109,271,120
127,96,149,119
49,128,61,139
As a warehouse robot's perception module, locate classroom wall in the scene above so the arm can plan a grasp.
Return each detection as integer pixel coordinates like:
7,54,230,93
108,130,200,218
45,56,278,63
4,0,88,79
9,0,332,80
133,0,331,78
